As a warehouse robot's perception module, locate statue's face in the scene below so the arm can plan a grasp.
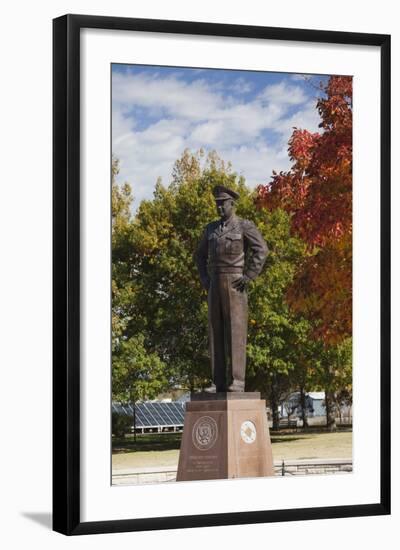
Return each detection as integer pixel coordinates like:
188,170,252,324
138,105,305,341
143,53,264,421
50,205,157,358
216,198,234,220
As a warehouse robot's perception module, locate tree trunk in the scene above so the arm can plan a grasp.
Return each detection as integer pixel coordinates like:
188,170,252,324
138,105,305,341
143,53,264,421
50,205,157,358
270,391,280,431
272,407,280,431
300,387,309,430
325,389,337,432
338,401,343,425
133,399,137,442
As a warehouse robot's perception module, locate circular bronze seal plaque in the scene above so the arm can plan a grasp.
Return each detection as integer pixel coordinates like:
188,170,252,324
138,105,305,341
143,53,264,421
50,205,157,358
192,416,218,451
240,420,257,444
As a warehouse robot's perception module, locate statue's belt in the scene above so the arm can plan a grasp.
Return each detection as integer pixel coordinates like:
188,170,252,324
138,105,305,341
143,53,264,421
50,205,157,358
209,266,244,274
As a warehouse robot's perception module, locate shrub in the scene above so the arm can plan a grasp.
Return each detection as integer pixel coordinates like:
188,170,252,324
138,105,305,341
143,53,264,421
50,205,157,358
112,412,133,438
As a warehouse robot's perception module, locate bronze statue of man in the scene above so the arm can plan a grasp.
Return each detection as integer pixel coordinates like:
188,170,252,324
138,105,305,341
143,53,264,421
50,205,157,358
196,185,268,393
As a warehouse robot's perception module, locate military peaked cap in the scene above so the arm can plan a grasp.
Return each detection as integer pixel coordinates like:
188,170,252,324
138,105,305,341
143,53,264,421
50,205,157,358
212,185,240,201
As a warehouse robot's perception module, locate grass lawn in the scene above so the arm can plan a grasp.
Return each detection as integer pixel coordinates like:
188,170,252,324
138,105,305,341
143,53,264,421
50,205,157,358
270,431,352,461
112,430,352,471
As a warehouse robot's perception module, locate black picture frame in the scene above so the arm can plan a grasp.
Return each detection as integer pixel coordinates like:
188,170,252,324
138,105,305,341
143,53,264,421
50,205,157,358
53,14,391,536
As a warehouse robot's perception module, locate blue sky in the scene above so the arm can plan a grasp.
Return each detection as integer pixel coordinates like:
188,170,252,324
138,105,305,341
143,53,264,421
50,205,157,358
112,64,329,208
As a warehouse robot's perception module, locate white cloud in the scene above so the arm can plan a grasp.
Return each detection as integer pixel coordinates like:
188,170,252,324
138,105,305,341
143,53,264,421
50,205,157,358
230,77,254,94
276,102,321,140
218,143,292,189
290,73,310,82
113,72,224,121
257,81,308,106
112,71,321,208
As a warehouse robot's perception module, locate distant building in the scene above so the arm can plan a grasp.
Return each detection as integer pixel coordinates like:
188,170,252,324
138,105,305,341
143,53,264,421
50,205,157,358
279,391,352,423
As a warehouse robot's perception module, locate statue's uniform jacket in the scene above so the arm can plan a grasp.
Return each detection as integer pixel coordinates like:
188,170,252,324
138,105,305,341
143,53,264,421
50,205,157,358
196,215,268,390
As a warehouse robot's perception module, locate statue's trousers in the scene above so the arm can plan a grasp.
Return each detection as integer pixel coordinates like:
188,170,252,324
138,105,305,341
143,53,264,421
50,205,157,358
208,273,248,390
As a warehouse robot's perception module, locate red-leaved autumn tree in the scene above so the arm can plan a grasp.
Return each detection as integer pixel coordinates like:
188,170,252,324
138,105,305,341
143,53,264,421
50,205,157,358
257,76,352,343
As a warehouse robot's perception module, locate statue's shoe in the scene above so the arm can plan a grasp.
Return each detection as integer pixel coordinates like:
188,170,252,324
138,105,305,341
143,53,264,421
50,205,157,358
203,384,217,393
227,383,244,392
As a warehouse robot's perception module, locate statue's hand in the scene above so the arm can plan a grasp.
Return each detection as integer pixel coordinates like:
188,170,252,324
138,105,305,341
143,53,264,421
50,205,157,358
202,277,210,291
232,275,250,292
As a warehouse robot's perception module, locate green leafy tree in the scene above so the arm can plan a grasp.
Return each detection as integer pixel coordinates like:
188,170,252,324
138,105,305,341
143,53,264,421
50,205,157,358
112,156,136,348
112,334,167,403
129,149,238,390
112,157,167,405
312,338,352,431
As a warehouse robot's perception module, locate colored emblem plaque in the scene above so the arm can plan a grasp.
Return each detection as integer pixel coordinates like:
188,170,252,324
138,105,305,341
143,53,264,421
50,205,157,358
240,420,257,444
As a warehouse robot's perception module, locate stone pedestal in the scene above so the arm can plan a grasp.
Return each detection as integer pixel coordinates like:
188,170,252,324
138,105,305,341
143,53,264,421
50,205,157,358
176,393,274,481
